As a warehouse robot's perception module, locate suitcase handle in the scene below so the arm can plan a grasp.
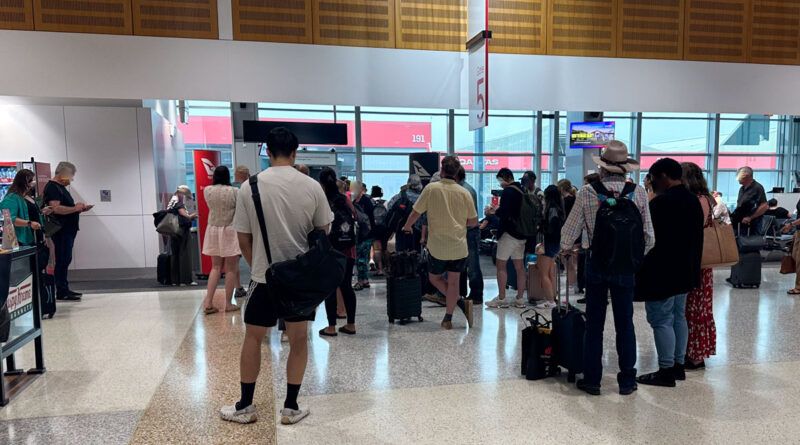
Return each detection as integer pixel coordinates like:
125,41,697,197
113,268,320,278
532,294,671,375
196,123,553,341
556,254,571,312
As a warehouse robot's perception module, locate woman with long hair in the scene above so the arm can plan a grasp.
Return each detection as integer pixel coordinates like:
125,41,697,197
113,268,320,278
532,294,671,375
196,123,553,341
536,185,566,309
681,162,716,370
319,167,358,336
0,169,48,246
201,166,240,314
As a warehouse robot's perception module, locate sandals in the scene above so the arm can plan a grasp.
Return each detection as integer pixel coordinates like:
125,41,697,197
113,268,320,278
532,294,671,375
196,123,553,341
353,282,369,291
204,307,219,315
338,326,356,335
788,289,800,295
319,328,337,337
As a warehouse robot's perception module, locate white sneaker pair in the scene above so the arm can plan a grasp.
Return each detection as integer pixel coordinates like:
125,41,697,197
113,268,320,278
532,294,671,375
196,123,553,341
536,300,557,309
220,404,310,425
485,296,526,309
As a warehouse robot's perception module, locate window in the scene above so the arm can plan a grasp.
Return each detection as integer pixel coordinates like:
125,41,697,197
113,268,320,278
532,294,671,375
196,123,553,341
361,107,447,199
639,113,711,178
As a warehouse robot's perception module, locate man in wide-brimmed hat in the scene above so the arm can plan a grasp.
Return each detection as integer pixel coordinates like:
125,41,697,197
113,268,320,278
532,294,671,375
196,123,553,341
559,140,655,396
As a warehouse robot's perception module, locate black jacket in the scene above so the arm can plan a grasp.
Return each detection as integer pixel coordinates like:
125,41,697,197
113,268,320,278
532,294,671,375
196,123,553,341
635,185,704,302
495,182,523,239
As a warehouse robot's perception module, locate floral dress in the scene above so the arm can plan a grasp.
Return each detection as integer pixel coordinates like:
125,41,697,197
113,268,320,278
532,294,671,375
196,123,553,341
686,195,717,362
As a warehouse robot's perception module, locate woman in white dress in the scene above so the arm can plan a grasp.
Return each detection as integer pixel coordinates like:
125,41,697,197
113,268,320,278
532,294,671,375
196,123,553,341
202,166,241,314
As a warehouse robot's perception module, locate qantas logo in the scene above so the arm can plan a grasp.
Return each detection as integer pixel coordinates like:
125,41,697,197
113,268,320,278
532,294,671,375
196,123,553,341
412,160,431,179
201,158,215,176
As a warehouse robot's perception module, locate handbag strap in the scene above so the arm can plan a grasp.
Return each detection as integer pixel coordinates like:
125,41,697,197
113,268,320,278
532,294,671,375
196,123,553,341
249,175,273,265
704,195,715,228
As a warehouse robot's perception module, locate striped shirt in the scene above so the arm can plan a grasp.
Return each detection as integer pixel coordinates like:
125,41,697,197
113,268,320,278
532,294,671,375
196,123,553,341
560,177,655,254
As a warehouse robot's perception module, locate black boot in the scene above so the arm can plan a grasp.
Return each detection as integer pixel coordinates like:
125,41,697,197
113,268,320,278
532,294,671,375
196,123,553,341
636,368,676,387
671,363,685,381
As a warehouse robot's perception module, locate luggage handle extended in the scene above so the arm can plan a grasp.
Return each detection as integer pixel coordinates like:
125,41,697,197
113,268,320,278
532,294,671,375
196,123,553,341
556,253,571,312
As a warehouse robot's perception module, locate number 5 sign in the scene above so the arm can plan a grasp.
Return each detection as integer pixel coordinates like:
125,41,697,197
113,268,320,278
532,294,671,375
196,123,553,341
468,35,489,131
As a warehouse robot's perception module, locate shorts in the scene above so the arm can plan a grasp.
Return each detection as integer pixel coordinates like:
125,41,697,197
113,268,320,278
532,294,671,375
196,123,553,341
429,255,466,275
496,234,526,260
544,241,560,258
243,282,316,327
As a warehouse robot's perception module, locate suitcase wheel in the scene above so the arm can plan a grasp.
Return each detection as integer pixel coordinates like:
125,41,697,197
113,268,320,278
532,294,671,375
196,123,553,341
567,373,576,383
388,318,394,324
756,284,760,289
399,318,410,325
418,316,424,322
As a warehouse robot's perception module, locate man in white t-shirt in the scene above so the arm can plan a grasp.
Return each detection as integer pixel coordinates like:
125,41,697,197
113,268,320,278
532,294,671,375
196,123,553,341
220,128,333,426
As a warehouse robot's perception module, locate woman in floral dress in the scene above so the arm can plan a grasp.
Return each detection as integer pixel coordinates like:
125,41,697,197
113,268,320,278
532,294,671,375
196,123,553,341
681,162,717,370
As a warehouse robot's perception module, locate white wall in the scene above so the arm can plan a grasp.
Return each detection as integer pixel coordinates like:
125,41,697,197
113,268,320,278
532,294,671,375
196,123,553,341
1,30,800,114
0,104,160,270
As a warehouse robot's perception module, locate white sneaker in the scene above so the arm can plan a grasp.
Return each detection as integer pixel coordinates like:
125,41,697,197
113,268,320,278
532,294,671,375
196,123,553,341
280,407,310,425
512,298,527,308
485,296,509,308
220,404,257,424
536,301,557,309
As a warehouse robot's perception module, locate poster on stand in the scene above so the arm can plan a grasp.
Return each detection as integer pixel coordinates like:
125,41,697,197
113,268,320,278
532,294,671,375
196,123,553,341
409,153,440,187
193,150,221,276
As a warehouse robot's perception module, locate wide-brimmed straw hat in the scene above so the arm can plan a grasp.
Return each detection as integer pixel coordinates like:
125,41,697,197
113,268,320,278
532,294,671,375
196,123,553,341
592,140,640,174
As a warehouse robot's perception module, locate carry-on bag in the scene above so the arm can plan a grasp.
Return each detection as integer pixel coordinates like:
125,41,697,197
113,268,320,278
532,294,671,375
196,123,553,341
701,198,739,268
39,273,57,319
550,255,586,383
521,309,556,380
386,276,423,324
729,251,761,288
736,224,766,253
157,253,172,285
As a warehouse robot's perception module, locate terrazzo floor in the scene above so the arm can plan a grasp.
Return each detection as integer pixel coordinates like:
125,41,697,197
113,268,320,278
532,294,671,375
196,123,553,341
2,264,800,444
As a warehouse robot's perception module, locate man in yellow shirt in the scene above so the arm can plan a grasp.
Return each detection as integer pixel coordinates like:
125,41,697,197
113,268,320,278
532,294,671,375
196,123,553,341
402,156,479,329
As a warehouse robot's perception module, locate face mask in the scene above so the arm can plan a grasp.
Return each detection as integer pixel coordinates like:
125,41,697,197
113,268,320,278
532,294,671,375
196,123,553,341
497,179,507,188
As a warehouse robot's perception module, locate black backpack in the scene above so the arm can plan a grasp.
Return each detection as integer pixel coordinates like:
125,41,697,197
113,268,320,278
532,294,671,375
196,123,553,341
508,185,543,238
373,199,388,226
589,181,645,274
386,190,413,233
329,195,357,250
354,200,371,241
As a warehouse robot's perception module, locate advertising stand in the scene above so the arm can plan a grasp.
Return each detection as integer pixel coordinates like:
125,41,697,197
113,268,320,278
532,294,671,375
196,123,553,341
0,246,46,406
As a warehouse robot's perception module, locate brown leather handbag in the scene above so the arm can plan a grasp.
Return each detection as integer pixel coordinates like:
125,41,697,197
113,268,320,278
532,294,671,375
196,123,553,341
701,196,739,268
780,255,796,275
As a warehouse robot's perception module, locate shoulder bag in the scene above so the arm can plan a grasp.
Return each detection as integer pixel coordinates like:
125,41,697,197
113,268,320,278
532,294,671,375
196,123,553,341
249,176,347,318
701,196,739,268
154,209,181,236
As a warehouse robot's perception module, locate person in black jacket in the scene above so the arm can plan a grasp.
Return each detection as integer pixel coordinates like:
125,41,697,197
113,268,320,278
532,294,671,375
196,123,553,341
635,158,704,388
485,168,528,309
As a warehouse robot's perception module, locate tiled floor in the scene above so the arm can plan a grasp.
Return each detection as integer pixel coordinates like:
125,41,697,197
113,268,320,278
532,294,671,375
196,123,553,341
3,265,800,444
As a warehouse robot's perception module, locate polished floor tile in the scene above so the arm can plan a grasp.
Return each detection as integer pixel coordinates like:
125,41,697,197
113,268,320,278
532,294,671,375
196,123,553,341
0,289,204,420
129,290,276,445
0,410,141,445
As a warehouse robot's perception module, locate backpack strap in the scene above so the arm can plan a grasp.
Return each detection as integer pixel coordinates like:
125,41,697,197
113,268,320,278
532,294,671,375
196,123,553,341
249,175,273,265
590,181,613,204
620,182,637,200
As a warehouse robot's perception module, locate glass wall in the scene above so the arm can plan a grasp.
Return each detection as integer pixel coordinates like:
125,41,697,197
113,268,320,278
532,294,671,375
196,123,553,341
188,101,797,216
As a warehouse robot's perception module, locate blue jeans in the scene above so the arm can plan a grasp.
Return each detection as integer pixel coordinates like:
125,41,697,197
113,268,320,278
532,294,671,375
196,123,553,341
583,260,637,389
645,294,688,368
466,227,483,300
53,230,77,292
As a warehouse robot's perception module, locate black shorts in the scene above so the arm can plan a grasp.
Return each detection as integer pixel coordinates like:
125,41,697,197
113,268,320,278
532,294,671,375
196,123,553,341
428,255,466,275
243,282,316,327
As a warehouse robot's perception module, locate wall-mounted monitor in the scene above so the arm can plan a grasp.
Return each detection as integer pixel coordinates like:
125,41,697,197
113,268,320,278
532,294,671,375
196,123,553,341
570,121,615,149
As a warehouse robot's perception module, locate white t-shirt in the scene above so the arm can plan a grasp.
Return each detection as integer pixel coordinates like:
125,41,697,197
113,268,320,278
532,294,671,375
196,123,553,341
233,166,333,284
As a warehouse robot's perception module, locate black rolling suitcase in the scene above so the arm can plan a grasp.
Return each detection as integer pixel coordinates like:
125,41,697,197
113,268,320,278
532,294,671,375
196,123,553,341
157,253,172,285
39,273,56,319
386,252,424,324
521,310,556,380
729,251,761,288
550,256,586,382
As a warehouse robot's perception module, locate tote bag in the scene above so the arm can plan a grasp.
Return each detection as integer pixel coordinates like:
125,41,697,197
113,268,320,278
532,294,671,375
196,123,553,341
701,196,739,268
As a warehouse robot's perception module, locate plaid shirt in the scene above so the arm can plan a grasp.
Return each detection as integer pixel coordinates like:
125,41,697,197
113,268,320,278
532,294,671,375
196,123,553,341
560,177,655,254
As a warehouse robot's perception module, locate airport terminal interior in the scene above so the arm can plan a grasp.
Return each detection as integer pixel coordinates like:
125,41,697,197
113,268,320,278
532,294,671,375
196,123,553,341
2,1,800,444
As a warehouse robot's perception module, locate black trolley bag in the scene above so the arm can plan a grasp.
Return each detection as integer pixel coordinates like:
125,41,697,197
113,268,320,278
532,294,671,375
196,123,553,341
521,309,556,380
386,251,424,324
550,255,586,382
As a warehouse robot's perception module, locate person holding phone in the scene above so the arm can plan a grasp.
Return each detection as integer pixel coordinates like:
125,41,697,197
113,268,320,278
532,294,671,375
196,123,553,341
43,161,92,301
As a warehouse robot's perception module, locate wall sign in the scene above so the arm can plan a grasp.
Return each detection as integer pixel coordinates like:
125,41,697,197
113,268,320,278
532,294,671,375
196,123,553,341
468,39,489,131
100,190,111,202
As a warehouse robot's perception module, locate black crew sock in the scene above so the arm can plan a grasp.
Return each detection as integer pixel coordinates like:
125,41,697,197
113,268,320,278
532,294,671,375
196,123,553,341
442,313,453,323
235,382,256,410
284,383,301,410
456,299,466,312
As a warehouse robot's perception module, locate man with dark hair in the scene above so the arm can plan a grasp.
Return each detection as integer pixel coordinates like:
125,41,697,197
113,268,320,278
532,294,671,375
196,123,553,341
522,170,543,201
486,168,528,309
636,157,704,388
457,166,483,303
402,156,478,329
765,198,790,219
222,127,333,425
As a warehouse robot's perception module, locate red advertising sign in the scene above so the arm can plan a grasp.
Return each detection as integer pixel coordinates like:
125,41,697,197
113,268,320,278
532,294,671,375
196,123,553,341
193,150,221,275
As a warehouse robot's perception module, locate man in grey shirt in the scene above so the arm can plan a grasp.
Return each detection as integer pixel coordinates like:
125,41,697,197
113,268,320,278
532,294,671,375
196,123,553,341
457,166,484,303
734,166,768,234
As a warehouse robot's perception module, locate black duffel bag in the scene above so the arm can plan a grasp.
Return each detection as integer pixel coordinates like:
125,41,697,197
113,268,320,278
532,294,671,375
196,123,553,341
736,224,766,253
249,176,346,319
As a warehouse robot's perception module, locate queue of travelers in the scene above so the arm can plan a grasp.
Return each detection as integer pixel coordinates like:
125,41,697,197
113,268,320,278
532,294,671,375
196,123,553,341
7,127,789,428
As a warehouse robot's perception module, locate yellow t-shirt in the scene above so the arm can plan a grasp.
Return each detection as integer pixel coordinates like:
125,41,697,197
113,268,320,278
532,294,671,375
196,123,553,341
413,179,478,260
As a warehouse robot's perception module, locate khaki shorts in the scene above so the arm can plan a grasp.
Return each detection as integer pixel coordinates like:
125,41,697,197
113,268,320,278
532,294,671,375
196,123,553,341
496,234,526,261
